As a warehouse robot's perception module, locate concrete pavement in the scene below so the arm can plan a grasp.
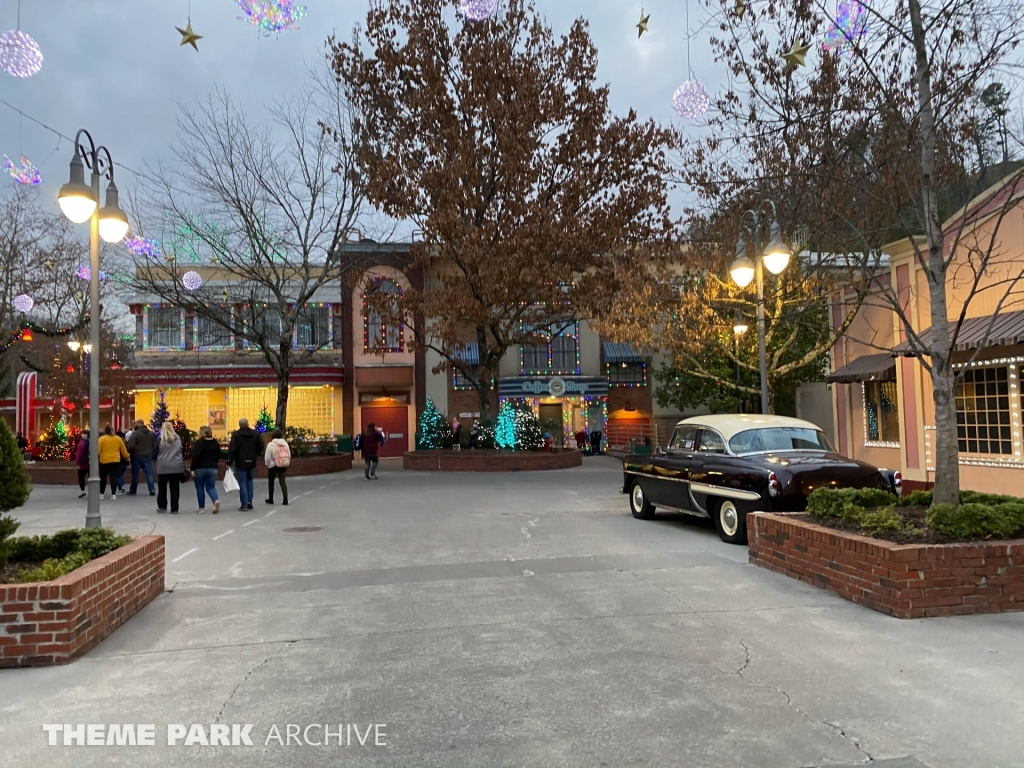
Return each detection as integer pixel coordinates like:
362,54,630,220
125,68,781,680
1,457,1021,768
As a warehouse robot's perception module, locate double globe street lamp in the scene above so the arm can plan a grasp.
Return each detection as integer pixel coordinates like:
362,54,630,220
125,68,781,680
57,130,129,528
729,202,792,415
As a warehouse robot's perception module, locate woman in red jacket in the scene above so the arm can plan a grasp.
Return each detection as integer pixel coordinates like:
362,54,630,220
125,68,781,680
362,422,382,480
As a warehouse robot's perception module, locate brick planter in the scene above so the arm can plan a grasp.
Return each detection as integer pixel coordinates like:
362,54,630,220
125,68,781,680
0,536,165,668
748,513,1023,618
403,449,583,472
27,455,352,486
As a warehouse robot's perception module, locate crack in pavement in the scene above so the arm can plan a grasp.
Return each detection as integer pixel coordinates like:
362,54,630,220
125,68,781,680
215,642,295,723
624,569,711,627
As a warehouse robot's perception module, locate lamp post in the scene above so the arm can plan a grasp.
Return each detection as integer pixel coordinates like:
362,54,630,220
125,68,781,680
729,202,791,415
58,130,129,528
733,311,748,412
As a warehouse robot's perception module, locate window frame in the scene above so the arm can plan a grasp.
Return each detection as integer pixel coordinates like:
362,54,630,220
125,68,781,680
294,304,333,351
195,306,235,351
364,278,404,353
607,361,647,387
955,365,1012,457
519,321,579,375
863,380,901,447
145,305,185,350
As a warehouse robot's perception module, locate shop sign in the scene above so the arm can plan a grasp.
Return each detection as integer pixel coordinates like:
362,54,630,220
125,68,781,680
521,376,589,396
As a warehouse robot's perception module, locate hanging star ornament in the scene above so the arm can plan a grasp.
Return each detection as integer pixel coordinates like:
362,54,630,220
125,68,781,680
636,11,650,38
782,39,813,68
735,0,746,20
176,20,202,51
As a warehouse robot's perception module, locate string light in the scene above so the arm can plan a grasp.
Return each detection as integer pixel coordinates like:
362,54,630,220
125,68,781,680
458,0,498,21
124,236,162,259
13,294,33,313
3,155,40,184
237,0,307,34
0,318,88,355
363,277,404,353
182,271,203,291
0,29,43,78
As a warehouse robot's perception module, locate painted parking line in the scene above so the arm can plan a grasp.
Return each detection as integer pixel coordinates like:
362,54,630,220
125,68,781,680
242,519,259,527
212,530,234,541
265,510,277,518
172,548,198,563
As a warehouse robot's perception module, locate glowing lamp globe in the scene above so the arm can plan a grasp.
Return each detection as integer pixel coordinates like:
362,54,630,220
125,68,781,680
182,271,203,291
763,249,791,275
98,210,129,243
13,294,33,313
58,187,97,223
0,29,43,78
672,80,710,120
458,0,498,21
733,321,749,336
730,256,756,289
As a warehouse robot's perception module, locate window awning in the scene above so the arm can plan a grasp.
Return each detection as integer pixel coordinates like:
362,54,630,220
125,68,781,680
826,353,897,384
603,342,645,364
892,310,1024,356
453,343,479,366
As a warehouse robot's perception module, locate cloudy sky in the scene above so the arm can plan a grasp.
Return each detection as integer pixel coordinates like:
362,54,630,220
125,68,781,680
0,0,719,230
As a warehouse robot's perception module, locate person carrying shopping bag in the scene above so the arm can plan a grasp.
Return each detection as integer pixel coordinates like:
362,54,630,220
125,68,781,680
97,424,130,500
190,425,222,515
264,428,291,506
153,421,184,514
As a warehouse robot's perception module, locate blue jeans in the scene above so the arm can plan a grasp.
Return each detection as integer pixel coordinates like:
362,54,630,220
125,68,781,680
130,456,155,494
193,468,219,509
235,468,255,507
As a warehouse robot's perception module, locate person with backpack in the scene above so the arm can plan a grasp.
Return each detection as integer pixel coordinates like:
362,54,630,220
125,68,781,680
226,418,261,510
361,421,383,479
264,428,291,506
190,425,222,515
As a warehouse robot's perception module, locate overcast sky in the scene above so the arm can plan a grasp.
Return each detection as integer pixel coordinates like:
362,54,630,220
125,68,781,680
0,0,719,232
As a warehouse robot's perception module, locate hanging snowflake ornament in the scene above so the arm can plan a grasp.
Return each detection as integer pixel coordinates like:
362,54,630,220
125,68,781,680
182,271,203,291
3,155,41,184
823,0,868,53
237,0,307,34
458,0,498,22
13,294,33,313
672,80,710,120
124,236,162,259
0,29,43,78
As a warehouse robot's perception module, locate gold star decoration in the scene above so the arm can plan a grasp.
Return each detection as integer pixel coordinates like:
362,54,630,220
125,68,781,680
222,289,229,302
176,19,202,51
636,11,650,38
735,0,746,20
781,39,812,69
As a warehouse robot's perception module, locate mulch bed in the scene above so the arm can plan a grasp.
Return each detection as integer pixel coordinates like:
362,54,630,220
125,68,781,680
792,506,993,545
0,562,33,585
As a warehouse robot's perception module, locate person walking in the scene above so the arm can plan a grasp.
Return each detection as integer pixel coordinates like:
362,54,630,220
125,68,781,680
114,428,129,494
75,429,90,499
154,421,184,514
264,428,291,506
226,418,261,510
190,425,222,515
362,421,382,480
126,420,156,496
97,424,130,500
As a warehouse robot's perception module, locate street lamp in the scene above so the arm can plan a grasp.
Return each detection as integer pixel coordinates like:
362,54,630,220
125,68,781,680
58,130,129,529
729,201,792,415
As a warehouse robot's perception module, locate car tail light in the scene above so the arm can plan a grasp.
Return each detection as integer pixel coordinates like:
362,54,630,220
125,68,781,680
893,471,903,496
768,471,781,497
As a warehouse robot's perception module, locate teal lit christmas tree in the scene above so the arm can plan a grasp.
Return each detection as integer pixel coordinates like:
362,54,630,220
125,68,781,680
151,391,171,432
495,402,543,451
418,396,452,449
255,405,275,434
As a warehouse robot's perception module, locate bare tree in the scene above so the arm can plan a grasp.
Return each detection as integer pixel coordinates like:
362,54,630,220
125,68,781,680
129,84,373,429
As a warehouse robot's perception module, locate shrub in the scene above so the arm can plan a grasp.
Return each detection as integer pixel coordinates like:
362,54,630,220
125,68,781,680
5,527,131,567
960,490,1020,506
806,487,896,523
16,551,93,583
896,489,933,507
860,508,903,536
475,420,497,449
285,426,316,457
926,503,1024,540
0,418,30,512
0,514,21,568
316,435,337,455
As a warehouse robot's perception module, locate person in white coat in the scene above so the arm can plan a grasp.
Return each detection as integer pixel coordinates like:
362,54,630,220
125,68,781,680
264,428,291,506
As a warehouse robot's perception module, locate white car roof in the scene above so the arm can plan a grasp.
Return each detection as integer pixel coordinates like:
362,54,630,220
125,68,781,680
674,414,824,443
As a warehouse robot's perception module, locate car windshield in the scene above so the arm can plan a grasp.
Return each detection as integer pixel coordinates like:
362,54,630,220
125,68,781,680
729,427,834,455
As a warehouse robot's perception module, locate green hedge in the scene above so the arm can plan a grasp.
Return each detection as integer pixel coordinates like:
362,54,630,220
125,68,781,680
5,527,133,583
806,487,1024,541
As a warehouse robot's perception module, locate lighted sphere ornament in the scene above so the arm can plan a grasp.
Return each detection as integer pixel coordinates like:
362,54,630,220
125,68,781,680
458,0,498,21
3,155,41,185
0,29,43,78
823,0,868,53
237,0,307,34
182,271,203,291
13,294,33,313
672,80,710,120
76,265,109,282
124,235,162,259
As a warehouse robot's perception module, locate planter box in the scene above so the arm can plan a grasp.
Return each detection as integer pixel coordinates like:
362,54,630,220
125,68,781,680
26,455,352,486
0,535,165,668
748,513,1024,619
403,449,583,472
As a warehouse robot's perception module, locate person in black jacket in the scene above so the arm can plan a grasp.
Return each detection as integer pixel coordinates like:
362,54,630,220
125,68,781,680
227,418,261,510
190,425,222,514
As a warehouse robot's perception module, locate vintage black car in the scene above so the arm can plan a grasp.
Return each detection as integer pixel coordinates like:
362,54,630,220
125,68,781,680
622,415,902,544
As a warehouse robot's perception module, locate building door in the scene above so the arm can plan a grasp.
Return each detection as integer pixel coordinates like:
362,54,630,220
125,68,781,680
361,406,409,458
539,403,564,445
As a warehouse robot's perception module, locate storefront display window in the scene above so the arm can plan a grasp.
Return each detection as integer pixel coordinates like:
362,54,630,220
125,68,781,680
864,381,900,444
956,366,1012,455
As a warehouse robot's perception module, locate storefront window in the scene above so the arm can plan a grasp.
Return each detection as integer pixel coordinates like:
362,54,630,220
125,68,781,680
956,366,1012,455
147,307,184,349
865,381,900,443
197,307,233,349
608,362,646,386
295,305,331,350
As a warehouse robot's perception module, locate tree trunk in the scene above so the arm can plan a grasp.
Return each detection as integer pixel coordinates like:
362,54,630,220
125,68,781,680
909,0,960,504
275,340,292,431
477,377,494,422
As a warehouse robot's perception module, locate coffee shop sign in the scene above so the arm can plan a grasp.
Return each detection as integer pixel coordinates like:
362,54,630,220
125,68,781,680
521,377,588,397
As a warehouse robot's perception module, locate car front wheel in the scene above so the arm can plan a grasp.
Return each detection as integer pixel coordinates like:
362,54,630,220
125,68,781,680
629,483,656,520
713,499,747,544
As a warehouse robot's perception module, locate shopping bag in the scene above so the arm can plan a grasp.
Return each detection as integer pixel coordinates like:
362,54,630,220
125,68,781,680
223,468,240,492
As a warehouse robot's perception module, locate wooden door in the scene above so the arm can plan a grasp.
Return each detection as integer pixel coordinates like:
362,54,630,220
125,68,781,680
361,406,409,457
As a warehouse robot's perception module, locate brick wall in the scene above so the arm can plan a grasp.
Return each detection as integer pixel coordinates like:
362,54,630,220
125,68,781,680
404,449,582,472
748,513,1023,619
0,535,164,667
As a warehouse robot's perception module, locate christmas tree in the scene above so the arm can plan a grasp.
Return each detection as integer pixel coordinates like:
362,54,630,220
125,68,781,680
172,415,197,460
255,405,275,434
495,402,544,451
0,418,30,515
151,391,171,432
39,419,77,461
418,396,452,449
